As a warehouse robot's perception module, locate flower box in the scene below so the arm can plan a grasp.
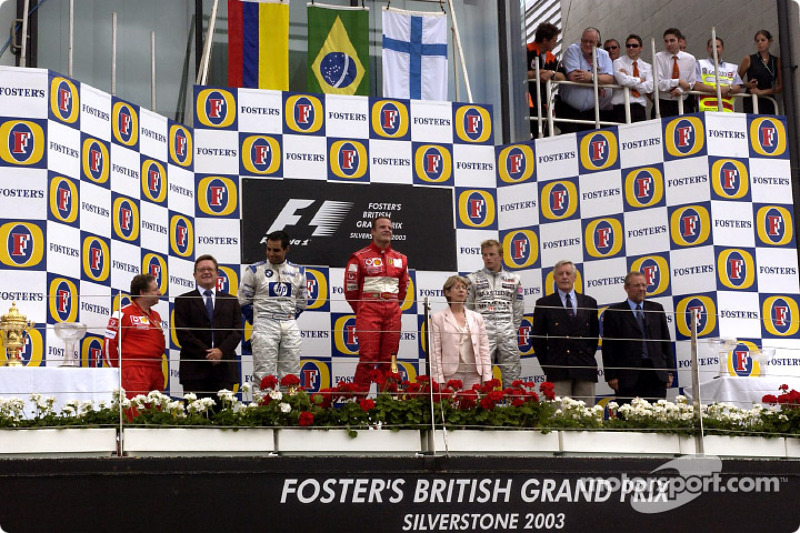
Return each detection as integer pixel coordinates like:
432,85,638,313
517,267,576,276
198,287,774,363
0,428,117,457
424,429,559,454
785,438,800,458
122,428,275,457
700,435,786,457
275,428,422,454
559,430,682,455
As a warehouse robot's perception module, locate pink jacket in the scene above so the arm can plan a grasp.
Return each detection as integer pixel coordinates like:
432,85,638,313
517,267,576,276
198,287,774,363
429,307,492,384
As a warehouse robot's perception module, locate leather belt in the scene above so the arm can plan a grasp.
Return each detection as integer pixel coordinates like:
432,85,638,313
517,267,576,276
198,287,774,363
361,292,399,301
264,312,294,321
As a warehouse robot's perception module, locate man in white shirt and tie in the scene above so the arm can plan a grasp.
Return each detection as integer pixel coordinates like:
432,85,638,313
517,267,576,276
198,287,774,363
612,34,653,123
653,28,697,117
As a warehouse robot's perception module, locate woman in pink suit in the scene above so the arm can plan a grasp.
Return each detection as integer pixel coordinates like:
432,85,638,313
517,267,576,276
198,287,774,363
430,275,492,388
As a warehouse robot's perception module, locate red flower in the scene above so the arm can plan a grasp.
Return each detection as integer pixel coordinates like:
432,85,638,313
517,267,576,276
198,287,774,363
447,379,464,391
359,398,375,412
511,398,525,407
539,381,556,401
457,390,478,410
762,394,779,404
485,378,501,390
313,389,334,408
511,380,525,388
298,411,314,426
780,384,789,392
407,383,421,395
260,375,279,391
417,375,431,384
368,369,385,384
280,374,301,388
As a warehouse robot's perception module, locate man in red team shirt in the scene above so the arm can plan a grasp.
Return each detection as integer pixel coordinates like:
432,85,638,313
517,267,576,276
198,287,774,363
345,216,409,387
104,274,166,398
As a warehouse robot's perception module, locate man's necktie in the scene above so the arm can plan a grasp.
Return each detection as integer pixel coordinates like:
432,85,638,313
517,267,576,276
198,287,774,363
636,304,649,358
565,293,574,318
672,56,680,79
204,289,214,322
632,61,641,97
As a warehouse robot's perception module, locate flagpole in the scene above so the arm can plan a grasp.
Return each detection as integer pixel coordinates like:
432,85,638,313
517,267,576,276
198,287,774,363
446,0,472,102
196,0,220,86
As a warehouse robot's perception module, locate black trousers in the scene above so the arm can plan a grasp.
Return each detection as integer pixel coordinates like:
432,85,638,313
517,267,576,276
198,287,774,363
616,359,667,404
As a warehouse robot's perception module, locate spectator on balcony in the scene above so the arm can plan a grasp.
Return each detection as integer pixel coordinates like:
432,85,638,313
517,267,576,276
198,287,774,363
738,30,782,114
526,22,563,137
555,27,614,133
653,28,696,118
694,37,744,113
612,34,652,123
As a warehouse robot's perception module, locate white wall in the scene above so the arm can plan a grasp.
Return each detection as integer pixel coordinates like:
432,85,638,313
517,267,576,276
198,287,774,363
0,0,18,66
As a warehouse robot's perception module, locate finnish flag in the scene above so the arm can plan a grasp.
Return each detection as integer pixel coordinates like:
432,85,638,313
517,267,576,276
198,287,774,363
382,7,448,100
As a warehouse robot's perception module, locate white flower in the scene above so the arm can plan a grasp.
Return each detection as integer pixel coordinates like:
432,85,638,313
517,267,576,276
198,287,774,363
241,383,251,393
184,392,198,403
279,402,291,414
269,390,283,401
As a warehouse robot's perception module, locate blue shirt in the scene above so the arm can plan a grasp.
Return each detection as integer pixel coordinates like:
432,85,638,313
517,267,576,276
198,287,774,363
560,42,614,112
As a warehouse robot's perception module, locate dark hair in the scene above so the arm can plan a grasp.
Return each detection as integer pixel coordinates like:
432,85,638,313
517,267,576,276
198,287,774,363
194,254,218,272
130,274,156,297
266,230,290,249
624,271,645,286
373,216,392,227
707,37,724,47
663,28,682,39
603,39,620,49
626,34,643,47
755,30,773,41
535,22,559,43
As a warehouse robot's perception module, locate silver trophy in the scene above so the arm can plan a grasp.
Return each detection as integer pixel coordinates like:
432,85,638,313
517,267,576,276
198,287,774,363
54,322,87,367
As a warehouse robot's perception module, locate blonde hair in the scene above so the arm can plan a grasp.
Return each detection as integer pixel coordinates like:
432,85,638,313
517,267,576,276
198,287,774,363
442,275,470,303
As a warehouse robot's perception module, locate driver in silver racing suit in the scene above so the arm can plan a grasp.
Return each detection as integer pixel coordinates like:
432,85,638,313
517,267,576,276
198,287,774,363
239,231,307,396
466,239,524,387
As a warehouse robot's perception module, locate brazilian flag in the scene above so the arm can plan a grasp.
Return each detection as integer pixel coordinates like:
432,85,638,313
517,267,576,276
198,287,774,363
307,5,369,95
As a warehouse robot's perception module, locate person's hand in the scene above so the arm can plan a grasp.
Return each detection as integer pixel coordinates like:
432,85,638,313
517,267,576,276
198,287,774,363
607,378,619,392
206,347,223,365
667,374,674,388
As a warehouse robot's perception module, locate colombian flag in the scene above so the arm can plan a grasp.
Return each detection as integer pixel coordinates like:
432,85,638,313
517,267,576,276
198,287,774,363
228,0,289,90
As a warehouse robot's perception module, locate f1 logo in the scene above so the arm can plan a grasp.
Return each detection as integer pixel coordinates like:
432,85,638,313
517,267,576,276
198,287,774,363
469,198,485,219
774,305,788,326
591,140,606,162
761,126,776,147
57,289,70,314
296,104,312,124
595,227,611,248
209,186,225,207
551,189,566,211
58,88,71,113
677,126,692,147
466,114,481,134
382,109,398,129
208,99,224,119
681,214,698,237
728,258,743,280
722,169,738,190
426,153,441,174
11,131,31,154
11,233,29,256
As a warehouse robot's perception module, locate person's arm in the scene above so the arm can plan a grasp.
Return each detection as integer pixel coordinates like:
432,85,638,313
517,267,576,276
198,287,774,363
344,256,361,314
475,314,492,383
655,54,679,94
512,279,524,330
657,305,673,386
429,313,444,385
217,295,242,358
103,311,123,368
295,267,308,317
397,258,409,307
238,266,256,323
587,297,600,354
737,55,750,81
600,308,619,390
531,299,548,365
174,294,209,355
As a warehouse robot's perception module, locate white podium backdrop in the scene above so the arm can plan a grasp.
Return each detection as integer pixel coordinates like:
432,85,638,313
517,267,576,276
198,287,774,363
0,66,797,399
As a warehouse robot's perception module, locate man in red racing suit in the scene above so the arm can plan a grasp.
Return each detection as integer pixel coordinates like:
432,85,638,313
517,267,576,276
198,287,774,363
345,216,409,388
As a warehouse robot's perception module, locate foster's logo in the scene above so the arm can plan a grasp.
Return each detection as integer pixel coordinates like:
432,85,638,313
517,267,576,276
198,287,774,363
414,144,452,184
241,135,281,176
750,117,786,157
457,189,496,229
142,253,168,295
81,234,110,282
82,336,107,367
630,255,670,296
112,100,139,147
540,180,579,221
502,230,539,269
305,268,329,311
624,166,664,209
169,123,193,167
13,327,43,367
584,217,624,258
454,105,492,144
195,88,236,129
330,140,368,180
284,94,324,134
49,77,79,124
169,214,194,258
81,137,109,185
669,204,710,247
664,116,704,158
370,100,409,139
497,144,534,184
0,221,44,268
112,196,140,243
141,159,167,203
756,205,793,246
216,266,239,294
674,295,717,338
762,296,800,337
711,159,749,200
49,176,79,225
299,359,331,393
49,276,78,323
518,315,534,356
0,119,45,166
579,130,618,171
197,176,239,217
717,248,756,290
333,314,359,356
726,341,763,377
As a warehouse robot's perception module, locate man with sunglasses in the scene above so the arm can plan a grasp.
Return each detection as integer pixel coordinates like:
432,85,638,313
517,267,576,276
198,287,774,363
603,39,621,60
612,34,653,123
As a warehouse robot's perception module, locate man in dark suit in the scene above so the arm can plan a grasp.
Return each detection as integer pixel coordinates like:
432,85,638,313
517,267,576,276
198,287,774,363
174,254,242,404
602,271,674,402
532,260,599,402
